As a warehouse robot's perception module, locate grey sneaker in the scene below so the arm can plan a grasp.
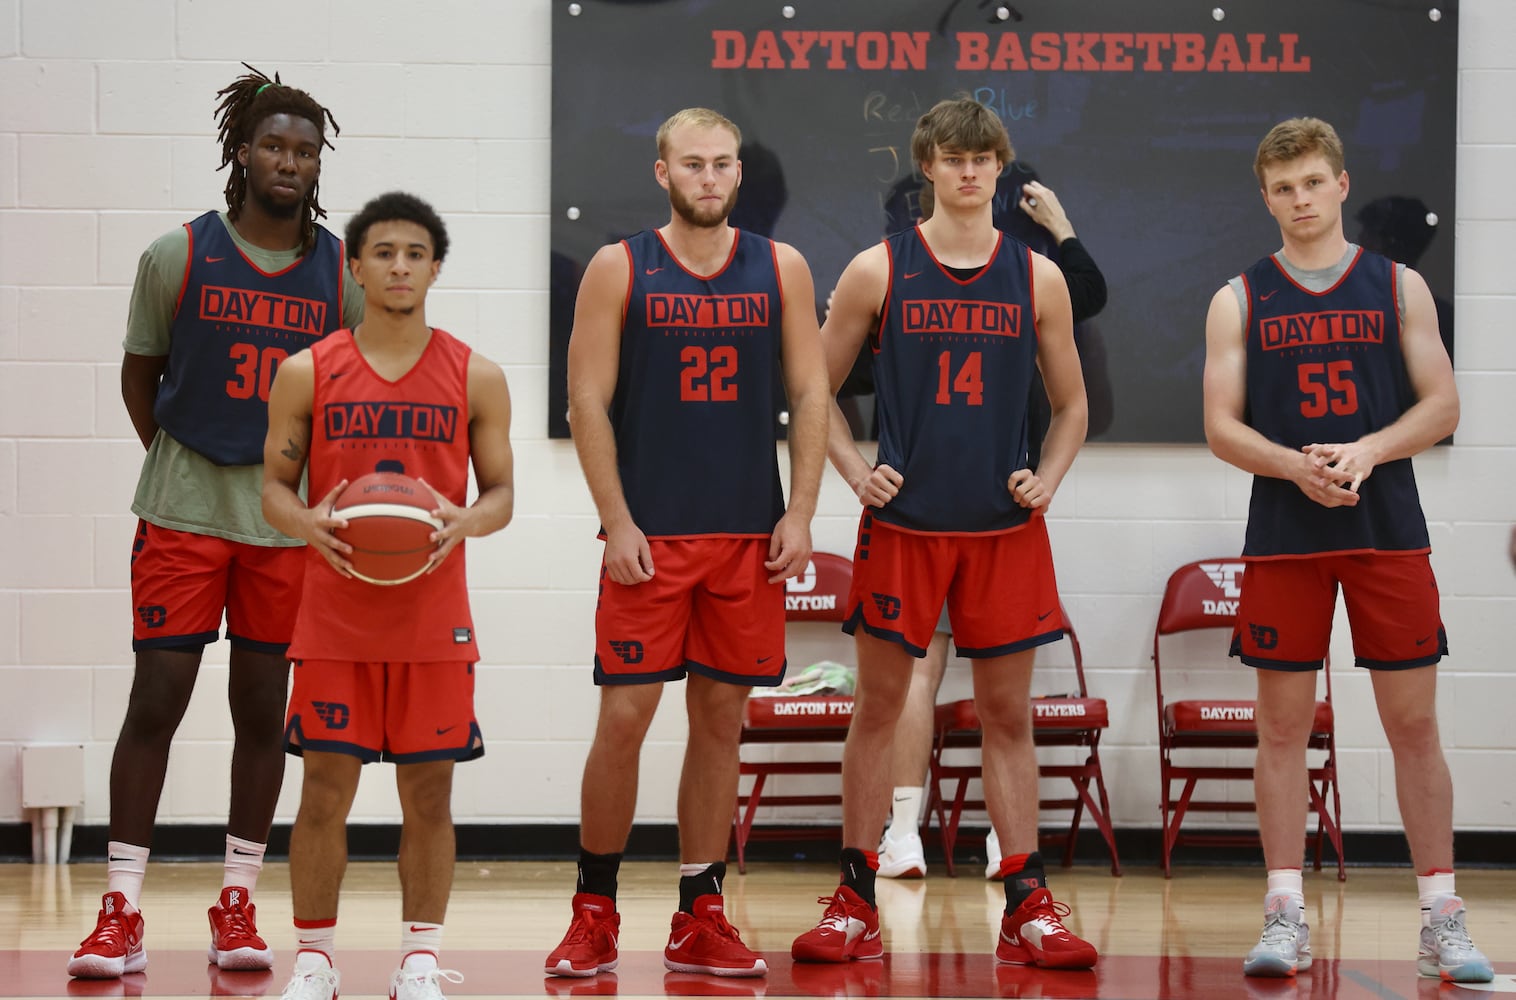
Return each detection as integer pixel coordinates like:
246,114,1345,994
1418,894,1493,983
1243,895,1311,977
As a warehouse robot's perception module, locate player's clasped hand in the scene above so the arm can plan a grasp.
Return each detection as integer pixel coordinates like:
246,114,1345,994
1008,468,1050,509
1298,442,1369,508
854,464,904,508
307,479,355,578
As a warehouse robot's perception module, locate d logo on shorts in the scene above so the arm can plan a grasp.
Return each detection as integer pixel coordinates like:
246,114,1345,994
609,640,644,665
1247,623,1279,650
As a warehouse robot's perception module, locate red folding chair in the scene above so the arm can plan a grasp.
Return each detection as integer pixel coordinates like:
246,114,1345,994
730,552,854,873
1154,559,1345,879
923,604,1120,876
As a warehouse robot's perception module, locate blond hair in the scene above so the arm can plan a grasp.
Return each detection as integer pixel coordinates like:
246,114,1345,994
1255,117,1345,184
656,108,742,160
911,98,1013,171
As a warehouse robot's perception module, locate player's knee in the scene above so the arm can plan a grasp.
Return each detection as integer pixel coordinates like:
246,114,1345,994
398,771,454,823
119,691,191,744
298,760,360,822
1381,707,1440,752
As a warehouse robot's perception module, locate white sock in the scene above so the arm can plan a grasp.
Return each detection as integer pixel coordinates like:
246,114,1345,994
678,862,713,877
105,841,150,910
401,922,443,968
223,834,266,895
294,918,337,966
1417,871,1456,927
887,786,924,839
294,949,334,972
1265,868,1305,920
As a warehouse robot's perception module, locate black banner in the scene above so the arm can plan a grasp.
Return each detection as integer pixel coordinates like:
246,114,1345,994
549,0,1457,442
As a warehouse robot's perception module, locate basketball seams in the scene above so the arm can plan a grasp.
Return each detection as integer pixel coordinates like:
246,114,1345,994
332,502,443,529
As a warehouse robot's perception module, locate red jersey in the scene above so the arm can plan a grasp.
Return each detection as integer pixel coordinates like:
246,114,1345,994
287,328,478,662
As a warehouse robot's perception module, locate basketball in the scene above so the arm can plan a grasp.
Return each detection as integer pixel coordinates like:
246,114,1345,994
331,472,443,586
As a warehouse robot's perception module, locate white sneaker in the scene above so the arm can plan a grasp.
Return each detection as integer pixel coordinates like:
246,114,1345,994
280,959,340,1000
984,828,1002,881
390,963,464,1000
876,829,926,879
1243,895,1311,977
1418,894,1493,983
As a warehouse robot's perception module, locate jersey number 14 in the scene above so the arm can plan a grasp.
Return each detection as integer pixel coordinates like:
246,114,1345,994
936,351,984,406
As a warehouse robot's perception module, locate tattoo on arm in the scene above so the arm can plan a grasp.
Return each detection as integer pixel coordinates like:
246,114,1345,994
281,437,305,462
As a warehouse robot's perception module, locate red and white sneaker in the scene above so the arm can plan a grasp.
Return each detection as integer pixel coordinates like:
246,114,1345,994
790,886,882,963
545,893,620,977
663,895,766,977
67,892,146,979
208,886,273,971
995,888,1098,969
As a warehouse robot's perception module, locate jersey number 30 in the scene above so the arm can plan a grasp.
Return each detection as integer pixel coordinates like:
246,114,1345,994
680,345,739,402
1297,360,1358,418
226,343,289,402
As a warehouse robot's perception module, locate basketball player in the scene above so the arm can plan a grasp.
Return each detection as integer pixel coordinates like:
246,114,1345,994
791,98,1096,969
262,191,515,1000
545,107,828,979
68,66,356,980
873,178,1109,883
1203,118,1492,983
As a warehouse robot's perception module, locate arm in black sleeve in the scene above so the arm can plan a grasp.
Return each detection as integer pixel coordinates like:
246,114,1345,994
1055,236,1107,323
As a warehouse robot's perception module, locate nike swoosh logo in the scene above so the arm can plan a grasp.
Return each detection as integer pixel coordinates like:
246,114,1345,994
205,256,226,263
757,656,773,664
894,794,912,802
903,270,922,279
231,848,259,856
670,932,695,950
645,267,664,275
1260,290,1278,301
1037,609,1055,621
108,856,133,862
435,725,456,735
1416,635,1432,646
409,924,439,933
329,371,347,380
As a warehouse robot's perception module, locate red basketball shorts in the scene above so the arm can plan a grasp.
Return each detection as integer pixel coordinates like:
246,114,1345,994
1230,552,1447,671
284,659,483,763
594,537,785,686
845,511,1063,658
130,519,304,653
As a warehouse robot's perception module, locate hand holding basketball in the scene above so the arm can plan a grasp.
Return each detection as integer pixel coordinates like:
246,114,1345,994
417,477,469,573
305,479,355,578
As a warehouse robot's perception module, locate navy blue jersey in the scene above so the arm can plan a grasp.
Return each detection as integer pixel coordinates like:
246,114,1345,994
154,212,345,465
1241,248,1429,556
871,226,1040,534
610,228,785,538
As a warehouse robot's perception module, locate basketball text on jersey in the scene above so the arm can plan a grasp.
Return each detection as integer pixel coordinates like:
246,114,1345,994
198,286,327,336
901,299,1021,337
1259,310,1385,350
323,402,460,441
645,292,769,327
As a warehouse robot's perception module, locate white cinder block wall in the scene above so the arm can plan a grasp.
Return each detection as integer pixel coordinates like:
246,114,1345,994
0,0,1511,838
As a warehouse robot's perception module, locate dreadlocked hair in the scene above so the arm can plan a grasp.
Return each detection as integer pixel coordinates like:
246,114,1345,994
214,62,340,253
